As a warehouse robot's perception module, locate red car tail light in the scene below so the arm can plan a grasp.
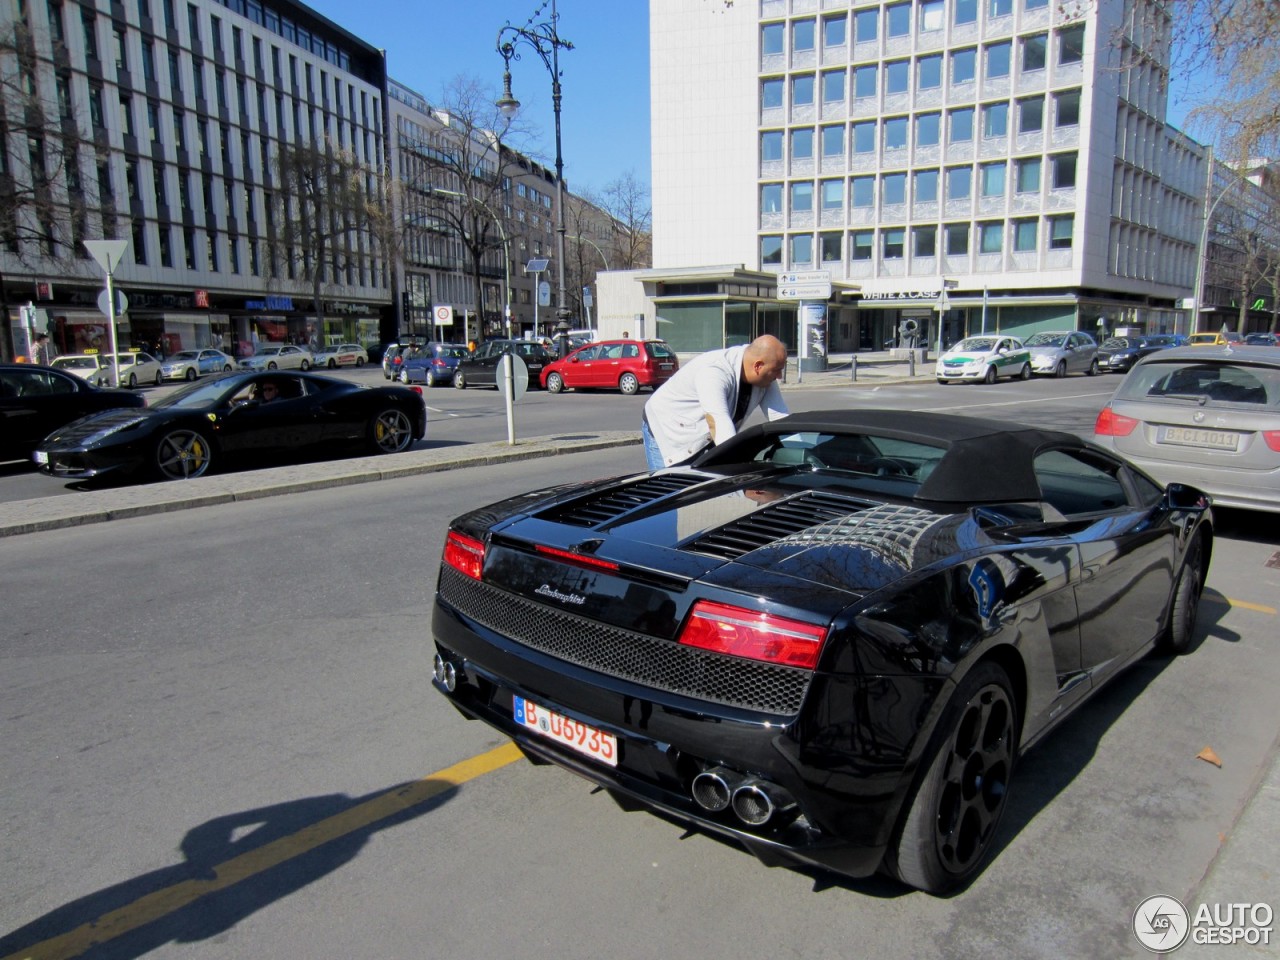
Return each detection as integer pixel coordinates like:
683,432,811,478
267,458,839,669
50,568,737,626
1094,406,1139,437
444,531,485,580
534,544,620,572
677,600,828,669
1263,431,1280,452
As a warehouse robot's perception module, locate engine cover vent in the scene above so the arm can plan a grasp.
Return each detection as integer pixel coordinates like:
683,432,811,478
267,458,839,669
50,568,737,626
539,473,705,527
688,491,873,560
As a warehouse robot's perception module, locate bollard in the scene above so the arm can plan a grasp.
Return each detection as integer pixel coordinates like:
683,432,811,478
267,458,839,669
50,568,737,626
851,355,858,382
908,349,916,377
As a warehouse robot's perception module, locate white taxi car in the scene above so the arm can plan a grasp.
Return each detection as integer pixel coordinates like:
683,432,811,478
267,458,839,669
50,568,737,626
311,342,369,368
935,336,1032,384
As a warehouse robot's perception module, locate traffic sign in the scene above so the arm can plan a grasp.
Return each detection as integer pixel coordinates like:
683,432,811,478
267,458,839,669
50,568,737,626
777,270,832,300
98,288,129,317
538,281,551,307
496,353,529,403
434,304,454,326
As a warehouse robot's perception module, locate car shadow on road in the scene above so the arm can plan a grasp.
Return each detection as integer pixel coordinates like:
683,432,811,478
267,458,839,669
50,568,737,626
0,780,456,960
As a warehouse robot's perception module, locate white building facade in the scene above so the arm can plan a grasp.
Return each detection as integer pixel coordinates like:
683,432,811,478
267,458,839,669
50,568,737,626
641,0,1205,355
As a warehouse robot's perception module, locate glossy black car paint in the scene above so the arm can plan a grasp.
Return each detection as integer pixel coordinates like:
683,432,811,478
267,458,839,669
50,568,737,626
0,364,146,462
454,340,555,389
35,370,426,479
430,410,1212,890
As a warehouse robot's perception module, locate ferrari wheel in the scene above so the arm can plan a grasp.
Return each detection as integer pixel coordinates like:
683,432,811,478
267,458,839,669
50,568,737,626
454,370,467,389
155,428,213,480
890,661,1017,894
368,409,414,454
1160,534,1204,655
1018,363,1031,381
983,365,997,385
184,367,197,381
546,372,564,394
619,372,640,395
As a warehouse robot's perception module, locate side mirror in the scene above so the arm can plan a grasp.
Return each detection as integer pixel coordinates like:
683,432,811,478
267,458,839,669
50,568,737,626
1164,482,1209,512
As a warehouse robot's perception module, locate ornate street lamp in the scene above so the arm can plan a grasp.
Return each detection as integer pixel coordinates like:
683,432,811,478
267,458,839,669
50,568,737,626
496,0,574,355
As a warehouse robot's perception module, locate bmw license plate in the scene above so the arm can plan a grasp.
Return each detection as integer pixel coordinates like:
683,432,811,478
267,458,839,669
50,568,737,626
514,695,617,766
1158,426,1240,450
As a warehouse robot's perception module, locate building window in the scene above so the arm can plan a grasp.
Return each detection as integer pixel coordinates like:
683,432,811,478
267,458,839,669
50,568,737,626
761,22,783,55
792,18,815,52
852,121,876,153
914,226,937,257
48,0,65,42
183,227,195,269
981,161,1007,196
1052,153,1077,188
914,168,939,202
852,176,874,207
820,232,842,261
946,223,969,255
790,181,813,212
853,65,877,98
983,102,1008,138
761,235,783,264
986,41,1012,78
919,0,944,31
1014,218,1038,251
159,225,172,266
821,124,844,157
792,74,814,107
113,27,127,75
1026,0,1049,7
141,39,155,81
132,221,146,263
916,112,940,147
119,92,134,137
823,14,846,47
761,183,782,213
1055,89,1081,127
169,48,181,93
791,234,813,263
761,131,783,162
791,128,814,159
854,8,878,43
979,221,1002,254
1018,96,1044,133
146,99,159,141
949,107,974,143
886,2,910,37
88,82,104,127
947,165,972,200
884,117,908,149
990,0,1012,17
1058,24,1085,64
152,162,166,206
882,173,906,205
207,230,219,271
1022,33,1047,72
882,228,905,259
851,230,873,260
822,69,845,103
952,48,976,85
1016,157,1041,192
918,54,942,89
955,0,977,23
885,60,909,94
821,179,843,210
1049,214,1073,248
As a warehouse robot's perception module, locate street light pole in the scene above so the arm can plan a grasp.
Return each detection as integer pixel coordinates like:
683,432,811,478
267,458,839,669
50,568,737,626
496,0,574,355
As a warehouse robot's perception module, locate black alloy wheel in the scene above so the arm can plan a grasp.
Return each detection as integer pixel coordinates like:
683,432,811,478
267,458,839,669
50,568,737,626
368,409,414,454
155,428,213,480
890,661,1017,893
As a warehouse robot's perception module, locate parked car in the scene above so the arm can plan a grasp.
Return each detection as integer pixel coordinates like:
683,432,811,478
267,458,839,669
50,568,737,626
1244,333,1278,347
398,342,468,387
541,339,680,395
98,351,164,388
1093,345,1280,513
1025,331,1100,377
430,408,1212,893
382,343,407,380
50,354,107,383
454,340,555,390
0,364,146,462
238,344,313,371
160,349,237,381
34,370,426,482
1096,336,1175,373
311,342,369,368
933,335,1031,384
1186,331,1244,347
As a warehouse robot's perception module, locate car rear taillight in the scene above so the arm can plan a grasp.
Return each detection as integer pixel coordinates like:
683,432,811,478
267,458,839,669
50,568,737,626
677,600,827,669
444,531,485,580
1263,431,1280,452
1094,406,1139,437
534,544,620,572
432,358,446,368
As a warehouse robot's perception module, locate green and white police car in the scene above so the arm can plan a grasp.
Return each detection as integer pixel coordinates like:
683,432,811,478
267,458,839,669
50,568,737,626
935,336,1032,384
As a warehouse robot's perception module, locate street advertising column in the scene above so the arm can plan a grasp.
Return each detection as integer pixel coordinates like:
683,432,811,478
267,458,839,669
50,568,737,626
800,301,828,372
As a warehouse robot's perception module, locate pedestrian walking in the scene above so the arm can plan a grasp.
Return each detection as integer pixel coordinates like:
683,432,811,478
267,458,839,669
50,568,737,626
30,333,57,365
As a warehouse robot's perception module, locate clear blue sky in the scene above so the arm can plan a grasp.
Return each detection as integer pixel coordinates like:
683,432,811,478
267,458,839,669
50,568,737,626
306,0,653,196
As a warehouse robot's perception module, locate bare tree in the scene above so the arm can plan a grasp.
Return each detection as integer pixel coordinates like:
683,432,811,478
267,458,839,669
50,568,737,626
0,16,109,359
599,170,651,270
268,137,398,345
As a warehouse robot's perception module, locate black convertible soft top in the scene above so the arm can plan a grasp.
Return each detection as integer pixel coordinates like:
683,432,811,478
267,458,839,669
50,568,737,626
706,409,1091,504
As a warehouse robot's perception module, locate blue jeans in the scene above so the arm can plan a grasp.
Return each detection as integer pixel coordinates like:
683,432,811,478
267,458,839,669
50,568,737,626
641,420,665,472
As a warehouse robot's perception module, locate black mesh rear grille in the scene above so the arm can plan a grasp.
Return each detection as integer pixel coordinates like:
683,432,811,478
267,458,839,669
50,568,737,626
689,491,873,560
438,566,811,715
538,473,705,527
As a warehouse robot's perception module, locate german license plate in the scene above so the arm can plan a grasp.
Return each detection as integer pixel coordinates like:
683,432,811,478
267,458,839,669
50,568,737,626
32,450,48,466
659,363,673,370
514,696,617,766
1158,426,1240,450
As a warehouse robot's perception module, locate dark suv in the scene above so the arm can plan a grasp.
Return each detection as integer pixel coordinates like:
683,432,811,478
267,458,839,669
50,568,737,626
453,340,555,389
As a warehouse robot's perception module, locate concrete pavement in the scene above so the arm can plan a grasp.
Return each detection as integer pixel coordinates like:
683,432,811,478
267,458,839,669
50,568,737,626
2,349,1274,934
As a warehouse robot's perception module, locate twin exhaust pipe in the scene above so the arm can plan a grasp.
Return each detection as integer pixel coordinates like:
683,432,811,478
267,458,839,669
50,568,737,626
432,653,460,692
691,767,796,827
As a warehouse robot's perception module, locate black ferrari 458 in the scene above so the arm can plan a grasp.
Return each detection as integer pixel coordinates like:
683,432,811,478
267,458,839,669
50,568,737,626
430,409,1213,893
35,370,426,481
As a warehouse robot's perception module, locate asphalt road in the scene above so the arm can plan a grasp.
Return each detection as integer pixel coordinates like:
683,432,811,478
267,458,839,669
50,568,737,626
2,383,1278,960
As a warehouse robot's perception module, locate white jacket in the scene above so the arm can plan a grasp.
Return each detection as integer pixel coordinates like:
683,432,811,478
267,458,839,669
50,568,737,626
642,344,788,467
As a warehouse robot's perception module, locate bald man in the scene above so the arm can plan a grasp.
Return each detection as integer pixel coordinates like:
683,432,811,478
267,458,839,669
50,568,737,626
641,335,790,470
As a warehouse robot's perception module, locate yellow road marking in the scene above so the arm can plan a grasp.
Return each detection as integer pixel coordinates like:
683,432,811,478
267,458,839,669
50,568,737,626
2,742,523,960
1209,596,1277,615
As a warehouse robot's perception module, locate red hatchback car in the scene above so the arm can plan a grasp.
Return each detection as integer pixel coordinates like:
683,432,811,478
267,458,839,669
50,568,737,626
540,339,679,395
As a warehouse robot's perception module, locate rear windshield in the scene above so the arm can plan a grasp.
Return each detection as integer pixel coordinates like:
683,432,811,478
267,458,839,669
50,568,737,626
646,341,675,358
1115,361,1280,407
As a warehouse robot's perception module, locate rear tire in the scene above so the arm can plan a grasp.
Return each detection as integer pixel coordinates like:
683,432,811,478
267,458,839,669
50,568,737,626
368,408,413,454
547,372,565,394
154,370,163,385
619,372,640,395
127,372,138,388
1086,358,1099,376
399,369,410,384
889,661,1017,893
1018,363,1031,381
155,428,213,480
1159,534,1205,655
454,370,467,389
